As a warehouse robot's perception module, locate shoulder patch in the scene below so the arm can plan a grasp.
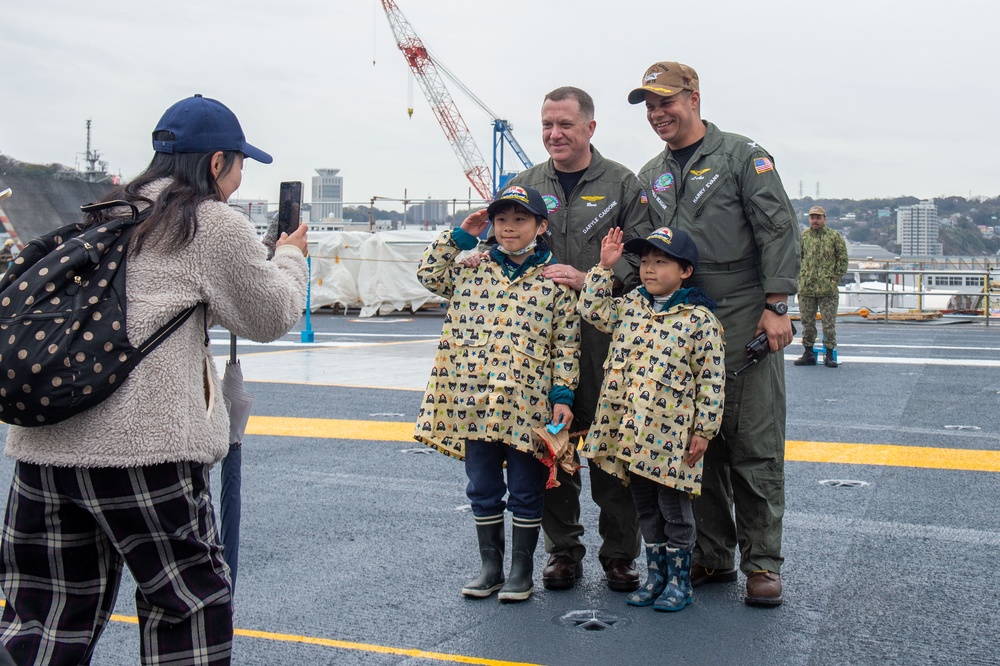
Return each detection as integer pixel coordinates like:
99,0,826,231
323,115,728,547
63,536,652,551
754,157,774,174
542,194,560,213
652,172,674,192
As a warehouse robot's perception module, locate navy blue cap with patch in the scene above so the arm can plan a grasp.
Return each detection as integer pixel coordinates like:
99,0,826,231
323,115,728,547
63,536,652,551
623,226,699,270
152,94,273,164
486,185,548,220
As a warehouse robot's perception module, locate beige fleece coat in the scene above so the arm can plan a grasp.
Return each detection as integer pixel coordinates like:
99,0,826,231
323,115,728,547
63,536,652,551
4,180,307,467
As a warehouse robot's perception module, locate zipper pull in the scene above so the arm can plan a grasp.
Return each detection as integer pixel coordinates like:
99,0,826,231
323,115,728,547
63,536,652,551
83,242,100,264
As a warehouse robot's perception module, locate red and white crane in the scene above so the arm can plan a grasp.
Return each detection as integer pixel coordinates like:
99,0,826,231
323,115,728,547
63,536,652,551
380,1,531,200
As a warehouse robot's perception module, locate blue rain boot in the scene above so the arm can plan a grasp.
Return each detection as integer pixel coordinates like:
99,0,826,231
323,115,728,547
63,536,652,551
627,543,668,607
653,547,693,612
461,515,505,598
498,517,541,603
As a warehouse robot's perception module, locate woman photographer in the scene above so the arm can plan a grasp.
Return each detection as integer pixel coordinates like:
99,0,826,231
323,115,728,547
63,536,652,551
0,94,307,665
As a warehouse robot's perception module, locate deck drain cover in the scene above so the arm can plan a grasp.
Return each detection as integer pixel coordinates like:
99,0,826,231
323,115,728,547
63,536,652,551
819,479,869,488
554,609,630,632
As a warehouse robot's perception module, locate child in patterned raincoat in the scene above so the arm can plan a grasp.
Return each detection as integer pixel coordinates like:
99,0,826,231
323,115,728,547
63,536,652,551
415,184,581,603
579,226,724,612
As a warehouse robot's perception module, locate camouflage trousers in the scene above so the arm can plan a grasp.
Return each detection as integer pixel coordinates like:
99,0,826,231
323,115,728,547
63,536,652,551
798,294,840,349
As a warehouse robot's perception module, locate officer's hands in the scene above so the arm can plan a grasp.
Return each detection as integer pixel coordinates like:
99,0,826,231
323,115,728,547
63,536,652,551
757,307,793,352
599,227,624,269
542,264,585,291
459,251,487,268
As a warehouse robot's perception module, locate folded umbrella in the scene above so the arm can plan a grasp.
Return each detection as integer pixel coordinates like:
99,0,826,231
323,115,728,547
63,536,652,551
221,334,254,592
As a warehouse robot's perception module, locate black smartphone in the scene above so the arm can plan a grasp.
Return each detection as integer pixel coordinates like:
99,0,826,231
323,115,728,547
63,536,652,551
277,181,303,236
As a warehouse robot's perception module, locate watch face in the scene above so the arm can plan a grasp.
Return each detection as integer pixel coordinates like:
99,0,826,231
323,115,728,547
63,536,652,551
769,302,788,315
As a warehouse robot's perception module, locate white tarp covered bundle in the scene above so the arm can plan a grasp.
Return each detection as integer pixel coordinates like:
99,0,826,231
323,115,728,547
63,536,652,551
309,229,446,317
309,231,370,312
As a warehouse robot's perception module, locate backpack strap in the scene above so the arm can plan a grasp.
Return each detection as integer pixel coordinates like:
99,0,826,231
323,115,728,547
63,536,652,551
136,305,200,357
79,201,207,357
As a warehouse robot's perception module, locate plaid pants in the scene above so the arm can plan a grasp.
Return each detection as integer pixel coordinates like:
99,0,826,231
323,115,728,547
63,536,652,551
0,461,233,665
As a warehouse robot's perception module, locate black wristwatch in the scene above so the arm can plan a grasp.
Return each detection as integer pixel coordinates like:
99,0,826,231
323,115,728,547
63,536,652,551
764,301,788,316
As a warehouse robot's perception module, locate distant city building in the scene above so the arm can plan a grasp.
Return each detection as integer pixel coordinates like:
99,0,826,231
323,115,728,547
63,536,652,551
897,199,942,256
312,169,343,221
978,225,995,239
406,199,450,228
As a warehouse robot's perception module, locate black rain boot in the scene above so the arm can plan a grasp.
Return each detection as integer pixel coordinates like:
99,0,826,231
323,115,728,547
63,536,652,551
793,347,816,366
498,516,541,603
462,515,505,598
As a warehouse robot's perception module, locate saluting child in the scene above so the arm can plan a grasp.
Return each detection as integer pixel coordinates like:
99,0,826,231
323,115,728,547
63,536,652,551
579,226,724,612
415,184,581,603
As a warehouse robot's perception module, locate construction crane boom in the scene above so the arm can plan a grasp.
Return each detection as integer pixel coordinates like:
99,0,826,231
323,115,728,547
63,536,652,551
380,0,493,200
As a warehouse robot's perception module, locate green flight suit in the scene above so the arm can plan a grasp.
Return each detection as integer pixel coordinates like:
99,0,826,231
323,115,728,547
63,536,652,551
507,146,653,566
638,121,800,575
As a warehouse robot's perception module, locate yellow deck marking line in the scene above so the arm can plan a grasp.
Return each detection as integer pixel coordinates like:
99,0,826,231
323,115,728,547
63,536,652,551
243,378,423,392
0,603,538,665
230,628,540,665
785,440,1000,473
247,417,1000,473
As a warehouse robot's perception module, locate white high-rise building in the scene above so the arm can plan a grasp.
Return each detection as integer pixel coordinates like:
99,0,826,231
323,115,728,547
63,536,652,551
311,169,343,221
897,199,942,256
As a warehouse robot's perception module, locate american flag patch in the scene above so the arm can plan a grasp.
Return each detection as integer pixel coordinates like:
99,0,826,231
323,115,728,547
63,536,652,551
754,157,774,174
640,190,648,204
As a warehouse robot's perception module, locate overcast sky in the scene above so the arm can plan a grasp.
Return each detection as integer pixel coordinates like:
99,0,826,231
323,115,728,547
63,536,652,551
2,0,996,211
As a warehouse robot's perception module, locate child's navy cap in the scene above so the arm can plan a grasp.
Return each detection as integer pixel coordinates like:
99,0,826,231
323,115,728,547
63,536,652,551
152,94,273,164
623,226,699,269
486,185,548,220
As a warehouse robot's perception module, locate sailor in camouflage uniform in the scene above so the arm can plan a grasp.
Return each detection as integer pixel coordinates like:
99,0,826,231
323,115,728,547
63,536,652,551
794,206,849,368
415,185,580,603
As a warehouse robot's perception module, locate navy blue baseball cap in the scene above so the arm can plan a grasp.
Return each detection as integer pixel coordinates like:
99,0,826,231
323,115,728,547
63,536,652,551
623,226,699,269
152,94,273,164
486,184,548,220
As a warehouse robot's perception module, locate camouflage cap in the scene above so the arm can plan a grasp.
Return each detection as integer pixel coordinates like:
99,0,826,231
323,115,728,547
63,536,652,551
628,62,700,105
808,205,826,216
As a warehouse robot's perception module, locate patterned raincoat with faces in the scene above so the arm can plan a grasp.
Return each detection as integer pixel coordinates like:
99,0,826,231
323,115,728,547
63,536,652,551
579,266,725,495
414,229,581,461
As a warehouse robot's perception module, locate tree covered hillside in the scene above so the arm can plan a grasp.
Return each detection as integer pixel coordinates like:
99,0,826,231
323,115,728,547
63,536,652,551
791,196,1000,256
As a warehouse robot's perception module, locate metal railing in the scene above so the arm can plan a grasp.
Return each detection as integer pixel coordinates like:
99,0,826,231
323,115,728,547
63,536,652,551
800,266,1000,325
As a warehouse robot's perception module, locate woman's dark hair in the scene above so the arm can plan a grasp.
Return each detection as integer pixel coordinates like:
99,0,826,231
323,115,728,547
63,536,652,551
88,130,240,255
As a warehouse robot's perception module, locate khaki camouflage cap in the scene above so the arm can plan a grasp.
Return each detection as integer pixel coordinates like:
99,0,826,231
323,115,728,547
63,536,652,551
628,62,700,104
808,205,826,216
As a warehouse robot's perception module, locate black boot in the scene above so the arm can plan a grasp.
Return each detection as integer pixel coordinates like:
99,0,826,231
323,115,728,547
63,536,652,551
824,349,838,368
498,517,540,603
462,515,505,598
793,347,816,366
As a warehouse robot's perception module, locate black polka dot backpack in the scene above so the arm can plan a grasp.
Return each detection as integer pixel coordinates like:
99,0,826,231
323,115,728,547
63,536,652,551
0,200,198,427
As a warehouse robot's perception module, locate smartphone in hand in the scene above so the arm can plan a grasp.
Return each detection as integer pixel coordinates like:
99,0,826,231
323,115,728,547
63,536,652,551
277,181,303,237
